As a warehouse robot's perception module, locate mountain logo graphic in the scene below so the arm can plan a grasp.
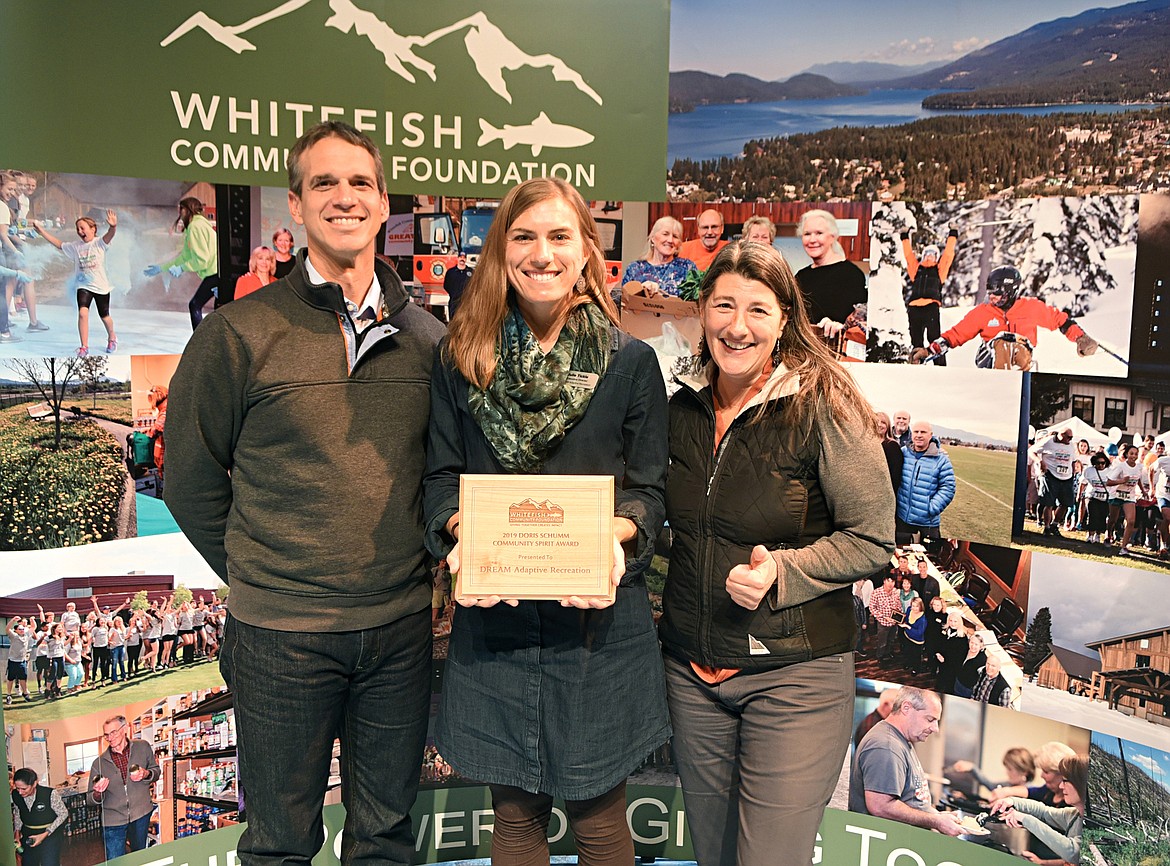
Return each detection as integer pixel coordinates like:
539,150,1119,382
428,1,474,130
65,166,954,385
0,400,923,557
161,0,601,155
508,498,566,525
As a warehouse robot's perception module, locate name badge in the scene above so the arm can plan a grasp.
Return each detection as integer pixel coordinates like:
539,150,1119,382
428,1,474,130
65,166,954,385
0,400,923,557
566,371,599,391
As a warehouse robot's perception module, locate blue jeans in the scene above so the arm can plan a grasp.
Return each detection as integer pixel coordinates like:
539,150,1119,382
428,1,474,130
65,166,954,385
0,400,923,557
220,609,431,866
110,645,126,682
102,811,151,860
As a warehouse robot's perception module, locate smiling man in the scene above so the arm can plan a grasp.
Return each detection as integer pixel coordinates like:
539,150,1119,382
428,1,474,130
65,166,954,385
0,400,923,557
164,121,445,866
678,208,727,270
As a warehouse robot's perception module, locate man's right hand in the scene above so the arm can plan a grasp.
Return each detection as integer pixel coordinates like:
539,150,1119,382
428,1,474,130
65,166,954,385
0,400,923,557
933,810,965,836
910,348,930,365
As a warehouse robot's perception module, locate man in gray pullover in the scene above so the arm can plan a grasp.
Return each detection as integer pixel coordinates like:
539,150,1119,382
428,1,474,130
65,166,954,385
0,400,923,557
165,121,445,866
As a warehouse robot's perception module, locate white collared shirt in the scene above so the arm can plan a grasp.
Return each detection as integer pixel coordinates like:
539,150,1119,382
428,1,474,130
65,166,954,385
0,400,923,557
305,256,381,333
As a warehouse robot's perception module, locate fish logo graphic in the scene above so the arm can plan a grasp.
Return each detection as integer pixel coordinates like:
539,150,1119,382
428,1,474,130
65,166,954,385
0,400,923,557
162,1,603,106
477,113,594,156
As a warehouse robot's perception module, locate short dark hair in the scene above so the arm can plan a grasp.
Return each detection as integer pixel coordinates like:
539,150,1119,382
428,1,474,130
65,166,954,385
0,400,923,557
287,121,385,197
13,768,37,786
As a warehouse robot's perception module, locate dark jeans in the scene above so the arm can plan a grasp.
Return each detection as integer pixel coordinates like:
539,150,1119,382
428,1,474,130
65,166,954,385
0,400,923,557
93,646,111,682
20,829,63,866
188,275,219,329
102,811,151,860
220,609,431,866
895,517,941,546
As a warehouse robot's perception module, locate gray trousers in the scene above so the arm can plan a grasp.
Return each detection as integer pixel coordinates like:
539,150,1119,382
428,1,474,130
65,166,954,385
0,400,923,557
665,652,854,866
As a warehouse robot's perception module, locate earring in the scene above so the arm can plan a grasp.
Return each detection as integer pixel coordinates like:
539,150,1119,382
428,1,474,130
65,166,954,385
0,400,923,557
772,336,782,364
697,335,708,358
575,275,587,292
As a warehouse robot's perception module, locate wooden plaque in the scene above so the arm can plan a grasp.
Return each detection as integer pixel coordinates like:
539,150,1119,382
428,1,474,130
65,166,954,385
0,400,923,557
457,474,615,602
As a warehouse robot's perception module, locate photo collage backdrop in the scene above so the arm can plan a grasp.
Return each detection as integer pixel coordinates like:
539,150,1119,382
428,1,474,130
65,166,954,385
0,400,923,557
4,1,1170,864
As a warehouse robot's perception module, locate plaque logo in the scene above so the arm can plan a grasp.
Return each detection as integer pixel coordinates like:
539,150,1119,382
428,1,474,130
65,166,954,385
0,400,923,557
508,498,565,525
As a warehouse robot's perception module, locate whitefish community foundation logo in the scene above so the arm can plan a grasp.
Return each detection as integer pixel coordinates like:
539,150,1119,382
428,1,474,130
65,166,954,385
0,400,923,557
508,499,566,525
0,0,669,199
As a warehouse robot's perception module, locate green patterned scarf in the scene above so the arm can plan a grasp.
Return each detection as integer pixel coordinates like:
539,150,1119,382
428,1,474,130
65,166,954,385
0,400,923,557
469,303,612,472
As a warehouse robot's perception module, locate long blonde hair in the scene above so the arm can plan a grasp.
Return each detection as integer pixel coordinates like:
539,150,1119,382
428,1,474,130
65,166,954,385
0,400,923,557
445,178,618,388
699,241,874,434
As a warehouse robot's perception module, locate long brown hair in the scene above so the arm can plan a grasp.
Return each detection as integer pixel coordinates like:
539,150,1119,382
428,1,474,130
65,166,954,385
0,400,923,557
1058,754,1088,806
445,177,618,388
175,197,204,232
698,240,874,434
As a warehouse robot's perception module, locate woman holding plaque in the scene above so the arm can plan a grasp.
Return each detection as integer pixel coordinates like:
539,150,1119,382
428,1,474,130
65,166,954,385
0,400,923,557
423,177,670,866
660,241,894,866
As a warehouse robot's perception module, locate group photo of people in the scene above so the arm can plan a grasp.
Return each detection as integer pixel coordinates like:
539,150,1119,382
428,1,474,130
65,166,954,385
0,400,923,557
6,2,1170,854
4,109,1157,866
852,538,1027,710
4,592,225,719
1021,420,1170,569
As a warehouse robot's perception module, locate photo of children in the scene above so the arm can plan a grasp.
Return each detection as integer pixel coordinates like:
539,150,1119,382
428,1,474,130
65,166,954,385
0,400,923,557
868,196,1135,376
0,172,223,360
3,580,225,722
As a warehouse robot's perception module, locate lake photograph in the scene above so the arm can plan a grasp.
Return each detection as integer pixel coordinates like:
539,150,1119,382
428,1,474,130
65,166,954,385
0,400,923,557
667,0,1170,200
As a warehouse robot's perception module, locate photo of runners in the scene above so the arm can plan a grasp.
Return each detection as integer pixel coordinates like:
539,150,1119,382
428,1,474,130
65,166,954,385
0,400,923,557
1018,372,1170,571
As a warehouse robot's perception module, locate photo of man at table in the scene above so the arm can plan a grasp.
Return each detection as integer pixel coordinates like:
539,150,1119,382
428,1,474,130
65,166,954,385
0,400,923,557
854,537,1029,709
850,684,1091,861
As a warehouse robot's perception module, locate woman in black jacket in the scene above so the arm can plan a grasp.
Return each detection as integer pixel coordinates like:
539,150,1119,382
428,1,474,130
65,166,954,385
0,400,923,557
934,610,970,694
661,241,894,866
874,411,904,493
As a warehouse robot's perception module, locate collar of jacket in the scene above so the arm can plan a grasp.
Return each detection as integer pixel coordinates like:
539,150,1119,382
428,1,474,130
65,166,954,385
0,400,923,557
906,437,943,458
286,249,410,321
674,357,802,418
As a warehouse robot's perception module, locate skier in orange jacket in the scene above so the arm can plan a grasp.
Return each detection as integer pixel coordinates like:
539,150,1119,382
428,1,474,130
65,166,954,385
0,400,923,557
910,266,1098,370
902,227,958,365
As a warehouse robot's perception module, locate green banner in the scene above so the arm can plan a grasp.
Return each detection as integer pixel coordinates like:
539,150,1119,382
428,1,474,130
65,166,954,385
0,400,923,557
0,0,669,200
94,791,1016,866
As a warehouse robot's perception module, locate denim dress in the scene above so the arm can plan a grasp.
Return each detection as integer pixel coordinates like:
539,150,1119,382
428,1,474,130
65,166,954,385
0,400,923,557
423,329,671,799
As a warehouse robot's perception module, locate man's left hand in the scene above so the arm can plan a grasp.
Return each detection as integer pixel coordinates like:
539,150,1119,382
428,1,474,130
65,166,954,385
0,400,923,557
129,767,147,783
1076,333,1098,356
